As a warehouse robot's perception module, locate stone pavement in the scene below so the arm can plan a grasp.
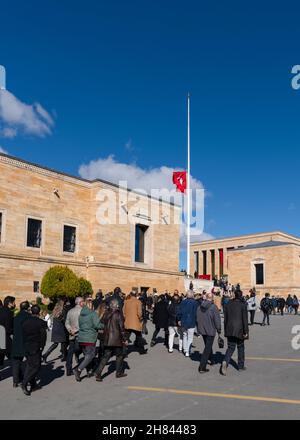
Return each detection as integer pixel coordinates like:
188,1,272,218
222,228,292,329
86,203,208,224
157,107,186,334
0,311,299,420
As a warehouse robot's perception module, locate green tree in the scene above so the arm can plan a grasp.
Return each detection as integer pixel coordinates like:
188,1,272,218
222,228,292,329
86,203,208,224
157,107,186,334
78,277,93,297
41,266,80,300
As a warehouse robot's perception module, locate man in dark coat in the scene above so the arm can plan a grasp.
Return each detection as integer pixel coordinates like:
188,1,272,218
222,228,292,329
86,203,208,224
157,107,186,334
221,290,249,375
0,296,15,381
196,293,222,373
95,299,127,381
22,305,47,396
11,301,31,387
150,295,169,347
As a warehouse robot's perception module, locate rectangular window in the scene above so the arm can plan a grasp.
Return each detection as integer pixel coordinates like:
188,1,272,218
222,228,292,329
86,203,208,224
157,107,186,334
33,281,40,293
255,263,264,285
194,251,199,276
63,225,76,253
135,224,148,263
27,218,42,248
202,250,207,275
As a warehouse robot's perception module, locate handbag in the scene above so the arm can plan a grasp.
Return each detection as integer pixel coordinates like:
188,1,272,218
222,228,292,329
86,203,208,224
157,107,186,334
218,335,225,349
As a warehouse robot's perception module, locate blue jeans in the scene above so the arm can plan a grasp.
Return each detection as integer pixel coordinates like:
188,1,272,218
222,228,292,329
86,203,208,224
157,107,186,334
66,338,81,373
78,345,96,372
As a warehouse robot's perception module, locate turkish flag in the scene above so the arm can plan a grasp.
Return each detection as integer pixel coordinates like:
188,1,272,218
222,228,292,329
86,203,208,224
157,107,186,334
172,171,187,193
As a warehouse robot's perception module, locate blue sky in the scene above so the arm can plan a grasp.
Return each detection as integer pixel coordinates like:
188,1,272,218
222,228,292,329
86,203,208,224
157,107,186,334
1,0,300,269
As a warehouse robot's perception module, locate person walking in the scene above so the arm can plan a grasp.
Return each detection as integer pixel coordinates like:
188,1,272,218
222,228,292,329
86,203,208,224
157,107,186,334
277,297,286,316
65,297,83,376
221,290,249,375
247,291,257,325
286,294,294,314
260,293,272,326
177,291,198,357
21,305,47,396
11,301,31,387
42,297,69,363
95,299,128,381
292,295,299,315
150,294,169,348
123,292,147,355
0,296,15,381
197,292,221,373
73,299,104,382
167,294,183,353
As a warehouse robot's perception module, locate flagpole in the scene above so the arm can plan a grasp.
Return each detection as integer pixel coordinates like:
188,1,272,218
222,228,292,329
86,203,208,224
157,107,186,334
187,93,191,277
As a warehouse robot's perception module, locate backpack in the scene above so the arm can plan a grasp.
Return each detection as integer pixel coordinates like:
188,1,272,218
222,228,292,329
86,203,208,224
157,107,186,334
261,298,271,312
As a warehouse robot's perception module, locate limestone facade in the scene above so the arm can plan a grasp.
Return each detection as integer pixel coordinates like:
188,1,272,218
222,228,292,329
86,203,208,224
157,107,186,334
0,153,182,303
191,231,300,298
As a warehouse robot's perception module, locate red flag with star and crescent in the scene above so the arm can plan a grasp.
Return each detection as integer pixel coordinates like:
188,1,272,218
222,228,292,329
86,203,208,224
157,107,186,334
172,171,187,193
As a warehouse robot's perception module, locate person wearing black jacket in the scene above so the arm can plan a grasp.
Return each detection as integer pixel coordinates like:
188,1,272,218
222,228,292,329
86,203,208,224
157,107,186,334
221,290,249,376
0,296,15,381
167,294,182,353
150,295,169,348
22,305,47,396
11,301,31,387
260,293,272,326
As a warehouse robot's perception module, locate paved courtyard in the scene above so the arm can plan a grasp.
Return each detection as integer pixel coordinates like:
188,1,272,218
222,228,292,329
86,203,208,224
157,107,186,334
0,311,300,420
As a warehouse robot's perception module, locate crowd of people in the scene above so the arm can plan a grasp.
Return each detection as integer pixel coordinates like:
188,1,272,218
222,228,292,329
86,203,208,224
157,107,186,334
0,285,298,397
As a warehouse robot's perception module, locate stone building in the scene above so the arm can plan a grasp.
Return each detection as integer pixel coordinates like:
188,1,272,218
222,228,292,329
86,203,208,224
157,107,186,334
191,231,300,298
0,152,182,302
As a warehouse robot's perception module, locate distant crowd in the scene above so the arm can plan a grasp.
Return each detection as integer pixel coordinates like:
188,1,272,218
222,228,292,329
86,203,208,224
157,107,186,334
0,285,298,397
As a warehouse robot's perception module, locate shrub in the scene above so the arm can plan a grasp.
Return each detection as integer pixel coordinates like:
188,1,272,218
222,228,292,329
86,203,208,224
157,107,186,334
78,277,93,297
41,266,80,300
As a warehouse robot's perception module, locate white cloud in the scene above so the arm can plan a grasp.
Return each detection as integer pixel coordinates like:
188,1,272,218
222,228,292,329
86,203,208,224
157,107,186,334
0,89,54,138
79,155,210,248
0,146,8,154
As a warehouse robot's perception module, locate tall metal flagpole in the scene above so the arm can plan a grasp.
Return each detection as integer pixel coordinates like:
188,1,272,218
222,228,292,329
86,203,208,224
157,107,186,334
187,93,191,277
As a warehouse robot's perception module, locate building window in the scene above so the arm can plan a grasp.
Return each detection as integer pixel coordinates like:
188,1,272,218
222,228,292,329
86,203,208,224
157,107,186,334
27,218,42,248
255,263,264,285
63,225,76,253
135,224,148,263
202,250,207,275
0,212,2,243
194,251,199,276
33,281,40,293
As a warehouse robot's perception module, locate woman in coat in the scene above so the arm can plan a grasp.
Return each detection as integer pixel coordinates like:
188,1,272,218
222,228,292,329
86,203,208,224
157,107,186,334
42,298,69,363
95,299,128,381
123,292,147,355
73,299,104,382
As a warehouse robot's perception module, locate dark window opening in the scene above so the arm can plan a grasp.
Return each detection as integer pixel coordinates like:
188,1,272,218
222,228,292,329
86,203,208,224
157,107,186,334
194,251,199,276
135,224,148,263
27,218,42,248
63,225,76,253
33,281,40,293
255,263,264,285
202,250,207,275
